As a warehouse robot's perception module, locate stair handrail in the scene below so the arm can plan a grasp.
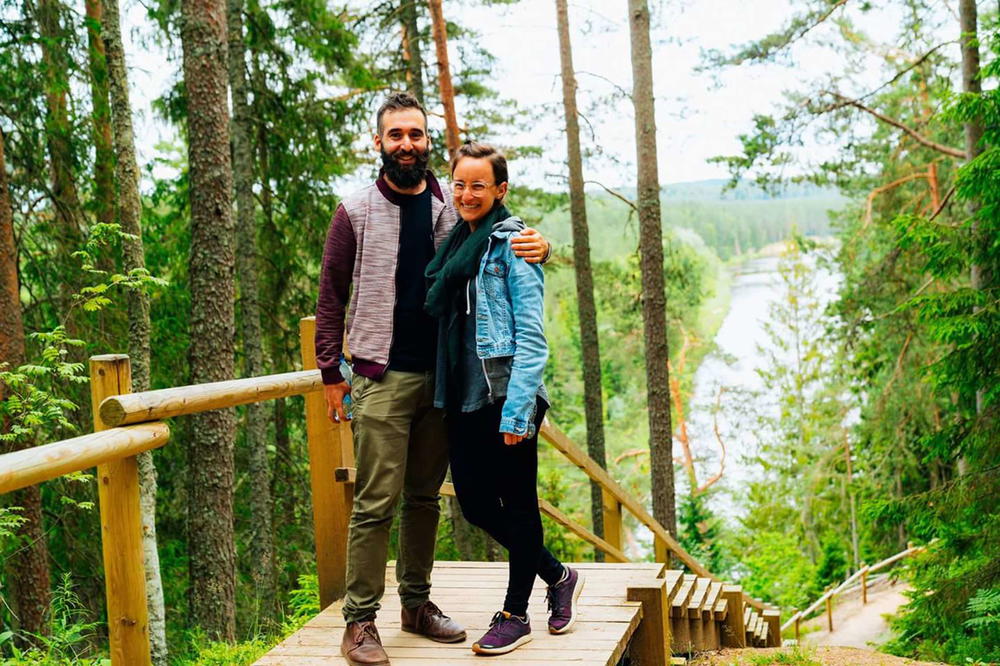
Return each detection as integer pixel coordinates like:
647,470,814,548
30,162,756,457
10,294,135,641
781,542,930,634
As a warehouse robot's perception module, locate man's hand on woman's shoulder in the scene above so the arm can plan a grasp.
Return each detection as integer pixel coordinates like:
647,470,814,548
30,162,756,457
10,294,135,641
510,227,551,264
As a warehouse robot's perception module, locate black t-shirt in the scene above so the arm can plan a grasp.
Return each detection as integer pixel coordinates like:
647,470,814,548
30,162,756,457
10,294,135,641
389,187,438,372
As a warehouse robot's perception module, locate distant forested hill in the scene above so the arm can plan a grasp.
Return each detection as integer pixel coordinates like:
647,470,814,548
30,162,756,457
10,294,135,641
528,180,844,261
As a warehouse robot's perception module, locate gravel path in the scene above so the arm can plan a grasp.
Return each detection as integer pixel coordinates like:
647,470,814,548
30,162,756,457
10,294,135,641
802,580,909,649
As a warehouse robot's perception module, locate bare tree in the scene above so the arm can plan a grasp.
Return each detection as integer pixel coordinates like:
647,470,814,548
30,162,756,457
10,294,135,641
180,0,238,640
555,0,607,551
627,0,676,536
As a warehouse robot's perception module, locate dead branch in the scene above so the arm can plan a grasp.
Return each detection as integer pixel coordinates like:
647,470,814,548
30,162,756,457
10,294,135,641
584,179,638,212
614,448,648,464
863,172,929,227
826,92,966,159
696,386,729,495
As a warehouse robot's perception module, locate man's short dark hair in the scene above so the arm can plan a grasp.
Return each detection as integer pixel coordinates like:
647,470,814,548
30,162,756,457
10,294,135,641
376,92,427,135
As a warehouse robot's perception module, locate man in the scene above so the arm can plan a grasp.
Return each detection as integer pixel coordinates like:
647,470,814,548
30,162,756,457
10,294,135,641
315,92,550,666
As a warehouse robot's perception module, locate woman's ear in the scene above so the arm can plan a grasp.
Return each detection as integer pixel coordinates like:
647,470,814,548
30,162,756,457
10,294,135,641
497,181,509,201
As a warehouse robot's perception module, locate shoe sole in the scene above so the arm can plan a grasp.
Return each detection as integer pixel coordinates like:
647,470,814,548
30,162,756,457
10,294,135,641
549,572,585,635
471,633,532,655
400,626,468,643
342,652,389,666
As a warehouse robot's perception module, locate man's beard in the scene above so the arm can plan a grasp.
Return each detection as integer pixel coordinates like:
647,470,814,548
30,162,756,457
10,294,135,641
381,146,430,189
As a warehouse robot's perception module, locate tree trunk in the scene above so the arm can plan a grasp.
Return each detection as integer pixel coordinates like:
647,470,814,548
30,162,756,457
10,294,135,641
84,0,114,228
400,1,425,103
959,0,984,469
426,0,460,158
0,128,52,645
180,0,237,640
627,0,676,537
38,0,85,311
228,0,277,623
555,0,606,552
101,0,167,660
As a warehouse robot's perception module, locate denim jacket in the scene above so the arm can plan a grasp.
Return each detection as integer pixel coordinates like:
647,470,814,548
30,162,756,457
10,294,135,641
476,217,549,436
432,217,549,436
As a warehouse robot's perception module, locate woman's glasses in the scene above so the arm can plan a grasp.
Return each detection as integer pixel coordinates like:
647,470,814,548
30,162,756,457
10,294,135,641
452,181,494,196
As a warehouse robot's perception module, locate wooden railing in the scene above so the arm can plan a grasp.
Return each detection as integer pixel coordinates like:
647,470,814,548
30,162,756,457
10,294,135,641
0,316,771,664
782,542,929,640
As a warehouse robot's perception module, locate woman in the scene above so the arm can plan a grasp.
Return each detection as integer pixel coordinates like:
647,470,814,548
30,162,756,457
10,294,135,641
424,142,584,656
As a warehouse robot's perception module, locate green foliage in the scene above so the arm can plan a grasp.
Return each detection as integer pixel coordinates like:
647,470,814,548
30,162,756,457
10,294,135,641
0,575,108,664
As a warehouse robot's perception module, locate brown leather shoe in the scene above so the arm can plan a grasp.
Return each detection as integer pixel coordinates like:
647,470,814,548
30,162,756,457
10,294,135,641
401,600,467,643
341,619,390,666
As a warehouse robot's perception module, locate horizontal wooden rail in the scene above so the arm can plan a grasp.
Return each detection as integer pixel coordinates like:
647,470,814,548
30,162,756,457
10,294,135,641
333,466,630,562
781,543,928,632
0,422,171,495
540,420,713,578
99,370,322,427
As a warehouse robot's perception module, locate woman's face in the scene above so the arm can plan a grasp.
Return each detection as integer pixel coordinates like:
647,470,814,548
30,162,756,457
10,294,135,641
451,157,508,224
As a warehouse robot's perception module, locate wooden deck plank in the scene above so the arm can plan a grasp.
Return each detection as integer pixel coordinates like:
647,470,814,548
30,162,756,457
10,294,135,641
258,561,646,666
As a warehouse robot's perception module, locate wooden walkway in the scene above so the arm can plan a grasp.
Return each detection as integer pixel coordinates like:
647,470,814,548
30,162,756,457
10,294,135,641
256,561,666,665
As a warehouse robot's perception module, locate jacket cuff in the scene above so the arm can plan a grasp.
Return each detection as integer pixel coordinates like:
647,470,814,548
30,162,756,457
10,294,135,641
320,366,345,385
499,416,531,437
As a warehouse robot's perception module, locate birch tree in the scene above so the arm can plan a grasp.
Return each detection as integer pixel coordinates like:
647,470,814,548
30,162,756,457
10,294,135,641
101,0,167,659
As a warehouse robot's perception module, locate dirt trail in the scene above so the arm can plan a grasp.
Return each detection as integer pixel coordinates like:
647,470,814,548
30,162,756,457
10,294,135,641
801,579,909,649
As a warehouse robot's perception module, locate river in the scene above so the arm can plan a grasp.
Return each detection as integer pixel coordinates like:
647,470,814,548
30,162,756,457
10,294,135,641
683,249,841,518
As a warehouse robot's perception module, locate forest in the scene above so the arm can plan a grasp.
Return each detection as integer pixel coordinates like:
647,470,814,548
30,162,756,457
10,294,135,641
0,0,997,664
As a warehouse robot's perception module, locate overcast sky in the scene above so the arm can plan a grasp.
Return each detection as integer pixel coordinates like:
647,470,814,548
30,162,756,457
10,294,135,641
117,0,963,192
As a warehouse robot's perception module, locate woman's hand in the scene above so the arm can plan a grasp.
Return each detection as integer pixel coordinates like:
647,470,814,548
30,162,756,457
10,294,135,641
503,432,526,445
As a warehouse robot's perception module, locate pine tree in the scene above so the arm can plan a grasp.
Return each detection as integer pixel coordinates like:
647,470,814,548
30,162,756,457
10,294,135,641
626,0,676,537
555,0,607,550
180,0,238,640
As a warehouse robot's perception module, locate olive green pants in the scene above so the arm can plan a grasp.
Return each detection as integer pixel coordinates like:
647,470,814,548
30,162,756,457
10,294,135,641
342,370,449,623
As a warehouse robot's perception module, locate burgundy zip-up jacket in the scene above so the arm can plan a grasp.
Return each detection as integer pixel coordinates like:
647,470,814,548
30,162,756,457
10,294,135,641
315,172,457,385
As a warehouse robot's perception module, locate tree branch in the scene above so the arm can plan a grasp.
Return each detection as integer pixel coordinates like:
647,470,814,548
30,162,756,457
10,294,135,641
825,92,966,158
584,179,637,212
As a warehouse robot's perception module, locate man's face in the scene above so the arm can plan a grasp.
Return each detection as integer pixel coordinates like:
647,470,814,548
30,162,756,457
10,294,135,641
375,108,430,189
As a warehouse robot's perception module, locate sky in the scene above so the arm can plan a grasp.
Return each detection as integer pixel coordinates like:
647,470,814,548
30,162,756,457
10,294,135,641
114,0,963,193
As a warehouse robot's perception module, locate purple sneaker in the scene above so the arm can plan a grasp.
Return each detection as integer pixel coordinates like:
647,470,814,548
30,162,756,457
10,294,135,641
546,566,584,634
471,611,532,655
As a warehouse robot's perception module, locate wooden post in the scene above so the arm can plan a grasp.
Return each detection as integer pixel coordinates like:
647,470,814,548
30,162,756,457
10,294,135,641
300,317,351,608
654,535,672,567
627,579,670,665
601,488,623,552
89,355,152,666
794,614,800,642
861,565,869,605
720,584,746,648
763,609,781,648
826,592,834,632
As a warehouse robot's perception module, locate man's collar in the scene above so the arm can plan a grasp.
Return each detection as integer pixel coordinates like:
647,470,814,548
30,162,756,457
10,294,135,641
376,169,445,205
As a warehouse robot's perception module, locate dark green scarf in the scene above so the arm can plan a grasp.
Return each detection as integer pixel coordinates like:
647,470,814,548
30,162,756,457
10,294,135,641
424,204,510,318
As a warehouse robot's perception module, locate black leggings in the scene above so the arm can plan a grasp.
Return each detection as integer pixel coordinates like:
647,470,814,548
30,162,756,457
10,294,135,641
447,398,564,616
